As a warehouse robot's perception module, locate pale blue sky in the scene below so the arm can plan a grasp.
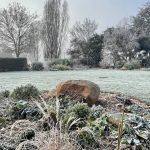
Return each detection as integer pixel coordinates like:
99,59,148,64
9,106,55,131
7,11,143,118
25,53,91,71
0,0,149,32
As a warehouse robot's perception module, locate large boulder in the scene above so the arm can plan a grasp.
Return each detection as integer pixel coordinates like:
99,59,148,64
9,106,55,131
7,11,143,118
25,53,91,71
48,80,100,106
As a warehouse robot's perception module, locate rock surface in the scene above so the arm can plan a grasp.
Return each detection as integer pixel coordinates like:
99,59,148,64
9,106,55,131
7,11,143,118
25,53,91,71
48,80,100,106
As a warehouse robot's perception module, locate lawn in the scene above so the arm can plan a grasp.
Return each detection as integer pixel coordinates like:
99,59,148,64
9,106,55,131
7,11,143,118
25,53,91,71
0,69,150,102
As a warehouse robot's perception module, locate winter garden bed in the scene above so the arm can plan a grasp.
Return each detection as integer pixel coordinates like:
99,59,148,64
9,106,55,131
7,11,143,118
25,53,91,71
0,86,150,150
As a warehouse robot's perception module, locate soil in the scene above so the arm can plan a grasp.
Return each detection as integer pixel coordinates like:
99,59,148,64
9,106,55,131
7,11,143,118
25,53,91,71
98,91,150,113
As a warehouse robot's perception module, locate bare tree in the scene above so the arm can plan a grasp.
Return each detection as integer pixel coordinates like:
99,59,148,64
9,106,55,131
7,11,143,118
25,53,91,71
0,2,36,58
42,0,69,59
70,18,98,42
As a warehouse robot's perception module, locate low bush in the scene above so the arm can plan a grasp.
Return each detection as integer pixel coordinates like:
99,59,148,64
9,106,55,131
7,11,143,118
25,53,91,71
11,84,39,100
48,59,74,71
79,58,89,66
142,57,150,67
80,57,100,67
100,61,114,69
66,103,90,119
90,116,109,137
76,127,96,148
0,90,10,98
9,100,42,120
49,64,71,71
89,105,103,121
0,117,10,128
31,62,44,71
49,59,73,67
115,61,124,69
123,59,141,70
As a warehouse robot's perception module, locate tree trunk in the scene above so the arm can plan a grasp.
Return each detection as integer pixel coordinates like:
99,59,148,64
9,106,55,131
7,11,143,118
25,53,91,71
16,53,20,58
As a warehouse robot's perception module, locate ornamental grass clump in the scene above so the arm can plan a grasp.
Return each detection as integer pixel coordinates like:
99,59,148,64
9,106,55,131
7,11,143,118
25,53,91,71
38,127,81,150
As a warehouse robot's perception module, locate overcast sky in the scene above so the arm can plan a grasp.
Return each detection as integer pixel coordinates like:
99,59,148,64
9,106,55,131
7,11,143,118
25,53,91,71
0,0,149,33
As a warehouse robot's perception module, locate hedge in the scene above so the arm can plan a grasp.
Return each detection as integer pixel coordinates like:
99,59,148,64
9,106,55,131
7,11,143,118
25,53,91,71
0,58,28,72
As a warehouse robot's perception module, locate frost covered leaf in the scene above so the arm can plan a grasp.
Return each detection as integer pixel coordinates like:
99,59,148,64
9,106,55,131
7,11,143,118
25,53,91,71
135,130,150,140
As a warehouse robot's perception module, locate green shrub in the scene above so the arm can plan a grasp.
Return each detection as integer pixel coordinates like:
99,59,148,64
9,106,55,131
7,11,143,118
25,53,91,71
48,59,73,71
123,59,141,70
89,116,109,137
57,96,77,110
49,59,73,67
80,57,100,67
67,103,90,119
115,61,124,69
9,100,42,120
0,90,10,98
0,58,28,72
49,64,71,71
62,103,90,130
100,61,114,69
89,105,103,121
76,127,96,148
0,117,10,128
31,62,44,71
142,56,150,67
11,84,39,100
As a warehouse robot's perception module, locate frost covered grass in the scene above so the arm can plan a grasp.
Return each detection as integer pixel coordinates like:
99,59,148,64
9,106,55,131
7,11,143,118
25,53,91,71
0,69,150,102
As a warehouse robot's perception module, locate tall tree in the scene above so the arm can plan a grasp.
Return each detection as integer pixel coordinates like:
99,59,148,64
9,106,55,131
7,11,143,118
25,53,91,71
68,18,98,60
133,2,150,36
68,34,103,66
27,21,41,61
102,27,139,66
68,38,85,59
138,36,150,52
82,34,103,66
42,0,69,59
0,2,36,58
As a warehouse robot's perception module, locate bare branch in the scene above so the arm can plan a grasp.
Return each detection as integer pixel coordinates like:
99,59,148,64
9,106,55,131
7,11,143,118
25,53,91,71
0,2,37,57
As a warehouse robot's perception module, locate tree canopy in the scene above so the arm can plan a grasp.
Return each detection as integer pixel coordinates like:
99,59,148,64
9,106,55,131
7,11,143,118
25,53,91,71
0,2,36,57
42,0,69,59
